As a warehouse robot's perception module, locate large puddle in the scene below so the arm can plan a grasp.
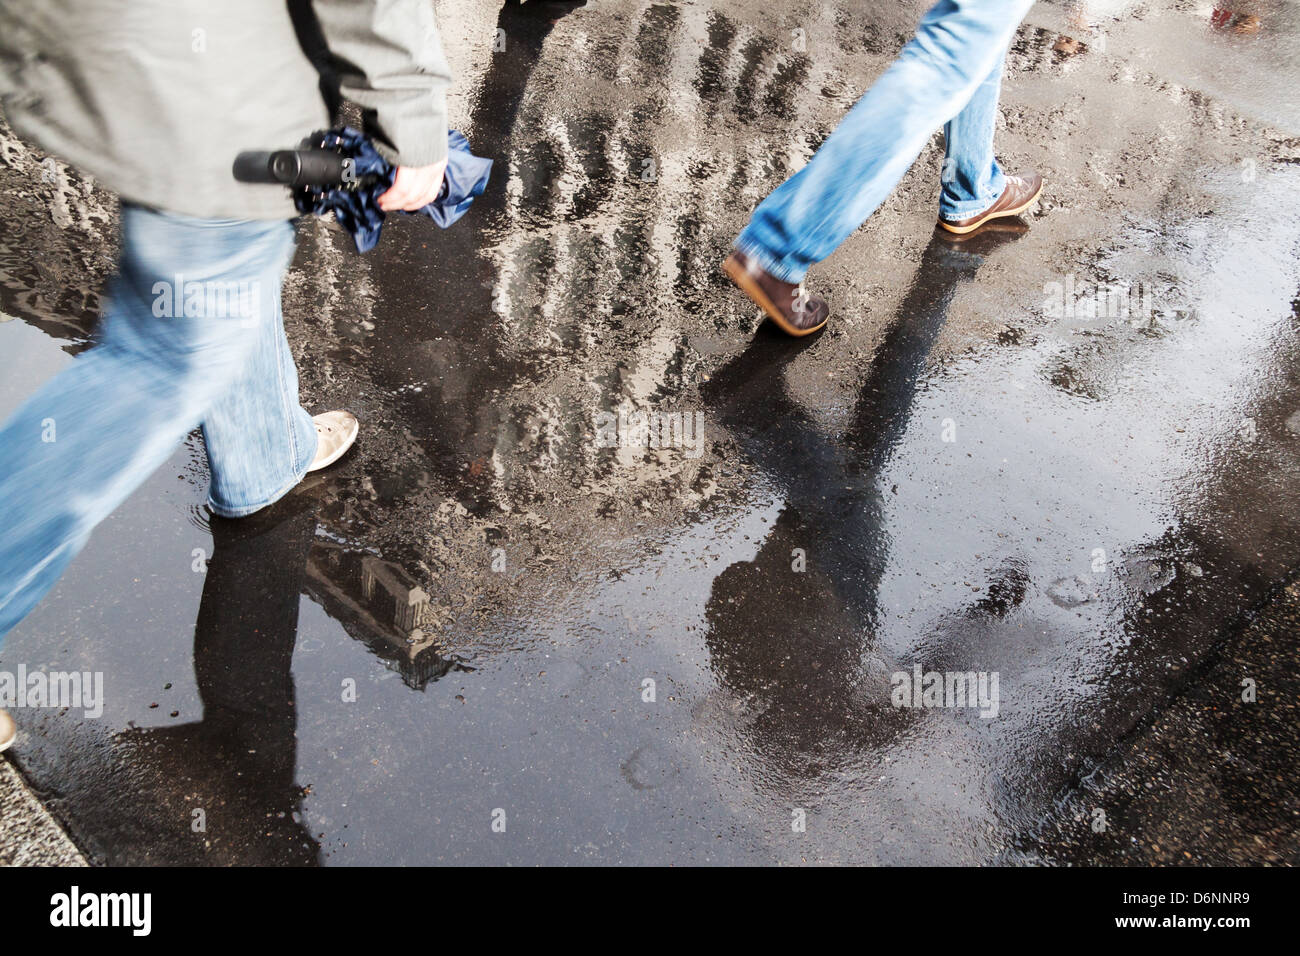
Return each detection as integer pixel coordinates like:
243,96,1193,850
2,0,1298,863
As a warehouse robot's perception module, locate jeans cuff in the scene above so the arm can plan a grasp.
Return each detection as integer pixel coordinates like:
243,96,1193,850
206,424,318,518
206,469,308,519
734,237,808,284
940,179,1008,221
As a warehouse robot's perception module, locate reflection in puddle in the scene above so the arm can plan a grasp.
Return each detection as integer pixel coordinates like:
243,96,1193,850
2,0,1300,863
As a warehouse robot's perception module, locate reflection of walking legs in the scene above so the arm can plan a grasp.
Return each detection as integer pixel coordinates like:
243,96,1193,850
703,226,1028,771
106,502,321,865
724,0,1037,334
194,506,316,786
0,208,298,640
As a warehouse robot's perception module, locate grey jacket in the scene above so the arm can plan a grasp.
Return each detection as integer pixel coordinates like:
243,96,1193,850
0,0,452,220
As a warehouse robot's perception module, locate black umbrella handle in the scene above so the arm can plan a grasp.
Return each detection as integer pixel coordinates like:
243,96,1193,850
233,149,378,189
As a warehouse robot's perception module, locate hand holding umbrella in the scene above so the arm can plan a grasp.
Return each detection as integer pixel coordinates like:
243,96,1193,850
378,159,449,212
234,126,493,253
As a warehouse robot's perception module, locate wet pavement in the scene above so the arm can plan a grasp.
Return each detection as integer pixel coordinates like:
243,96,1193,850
1,0,1299,864
1036,578,1300,866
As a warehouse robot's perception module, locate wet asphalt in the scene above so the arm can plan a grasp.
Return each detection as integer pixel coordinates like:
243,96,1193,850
0,0,1298,864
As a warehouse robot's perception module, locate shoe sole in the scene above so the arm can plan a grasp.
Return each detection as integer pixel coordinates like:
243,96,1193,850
937,181,1044,235
722,257,827,337
306,423,359,473
933,219,1030,245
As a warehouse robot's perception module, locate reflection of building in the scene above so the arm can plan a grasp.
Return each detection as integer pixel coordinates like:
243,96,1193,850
304,542,471,691
361,556,436,633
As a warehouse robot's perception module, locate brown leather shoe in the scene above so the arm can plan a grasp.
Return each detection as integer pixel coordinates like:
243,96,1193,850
722,250,829,336
939,170,1043,235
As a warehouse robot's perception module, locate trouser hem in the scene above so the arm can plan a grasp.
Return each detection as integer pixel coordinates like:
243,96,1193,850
734,236,808,284
205,422,318,518
939,180,1008,222
205,467,310,519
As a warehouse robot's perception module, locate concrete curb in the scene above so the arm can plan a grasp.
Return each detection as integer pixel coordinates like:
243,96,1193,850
0,759,86,867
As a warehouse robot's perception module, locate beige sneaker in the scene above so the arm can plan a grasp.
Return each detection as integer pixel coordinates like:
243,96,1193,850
0,708,15,753
307,411,359,473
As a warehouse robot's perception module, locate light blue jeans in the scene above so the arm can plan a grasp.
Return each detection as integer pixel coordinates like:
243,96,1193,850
0,205,316,640
737,0,1035,282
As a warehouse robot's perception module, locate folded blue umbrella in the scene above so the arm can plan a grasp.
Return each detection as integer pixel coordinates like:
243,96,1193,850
294,126,493,253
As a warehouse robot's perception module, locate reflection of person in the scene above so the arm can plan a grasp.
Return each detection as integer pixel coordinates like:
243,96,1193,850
704,226,1026,774
357,0,593,510
0,1,453,670
723,0,1042,337
85,500,321,864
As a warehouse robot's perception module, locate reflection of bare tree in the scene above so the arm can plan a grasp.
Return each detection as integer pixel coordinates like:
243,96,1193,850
294,1,868,655
346,0,890,519
292,1,1045,670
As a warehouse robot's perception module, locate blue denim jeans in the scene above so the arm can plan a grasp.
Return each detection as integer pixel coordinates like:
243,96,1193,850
737,0,1035,282
0,205,316,640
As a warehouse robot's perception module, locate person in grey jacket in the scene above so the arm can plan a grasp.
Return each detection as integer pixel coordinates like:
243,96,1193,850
0,0,453,217
0,0,455,704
